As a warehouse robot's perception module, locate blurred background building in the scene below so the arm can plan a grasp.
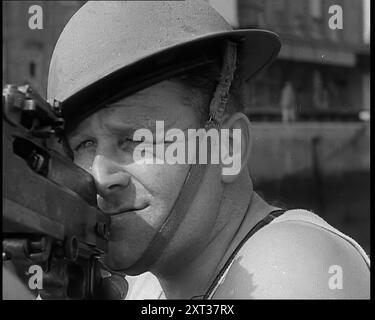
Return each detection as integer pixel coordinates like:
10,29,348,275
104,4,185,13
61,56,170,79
209,0,370,119
2,0,370,251
2,1,86,95
209,0,371,253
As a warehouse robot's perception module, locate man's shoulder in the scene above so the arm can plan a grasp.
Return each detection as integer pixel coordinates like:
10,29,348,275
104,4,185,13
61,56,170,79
212,217,370,299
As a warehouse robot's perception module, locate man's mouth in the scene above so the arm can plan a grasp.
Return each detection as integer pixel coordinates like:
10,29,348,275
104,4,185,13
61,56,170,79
106,204,149,217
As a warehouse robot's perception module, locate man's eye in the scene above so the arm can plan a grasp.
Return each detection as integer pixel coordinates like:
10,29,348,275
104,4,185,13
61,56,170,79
74,139,96,151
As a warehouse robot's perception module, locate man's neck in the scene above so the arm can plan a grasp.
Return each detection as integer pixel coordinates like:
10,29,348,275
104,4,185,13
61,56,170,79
155,172,276,299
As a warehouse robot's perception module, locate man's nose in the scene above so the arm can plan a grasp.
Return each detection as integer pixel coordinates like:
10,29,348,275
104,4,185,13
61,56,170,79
91,154,131,198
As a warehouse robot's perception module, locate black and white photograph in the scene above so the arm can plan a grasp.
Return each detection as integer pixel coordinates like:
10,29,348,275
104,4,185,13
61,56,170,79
2,0,371,304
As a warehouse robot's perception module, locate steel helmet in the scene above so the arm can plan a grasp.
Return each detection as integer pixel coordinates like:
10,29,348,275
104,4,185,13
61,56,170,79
47,0,281,274
47,0,280,128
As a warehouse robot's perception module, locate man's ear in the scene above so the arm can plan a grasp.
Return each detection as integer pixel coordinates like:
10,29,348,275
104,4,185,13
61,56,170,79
220,112,252,183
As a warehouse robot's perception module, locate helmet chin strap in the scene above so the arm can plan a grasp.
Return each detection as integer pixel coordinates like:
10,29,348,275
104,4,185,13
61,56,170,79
121,41,238,274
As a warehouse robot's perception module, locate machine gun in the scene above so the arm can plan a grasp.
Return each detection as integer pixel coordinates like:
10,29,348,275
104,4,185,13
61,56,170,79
2,84,112,299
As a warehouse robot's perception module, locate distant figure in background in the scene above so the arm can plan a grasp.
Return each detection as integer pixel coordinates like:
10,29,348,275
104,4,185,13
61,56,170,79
312,70,329,110
280,81,296,122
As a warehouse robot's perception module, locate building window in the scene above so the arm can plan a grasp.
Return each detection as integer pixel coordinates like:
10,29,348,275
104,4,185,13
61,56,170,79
309,0,323,38
291,0,308,36
309,0,322,19
238,0,265,28
29,61,36,78
23,42,44,94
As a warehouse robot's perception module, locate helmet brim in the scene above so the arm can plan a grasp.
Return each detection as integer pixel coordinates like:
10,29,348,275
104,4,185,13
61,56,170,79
61,29,280,131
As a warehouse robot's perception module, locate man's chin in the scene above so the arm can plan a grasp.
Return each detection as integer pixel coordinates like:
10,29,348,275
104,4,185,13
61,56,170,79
103,254,132,273
102,247,146,276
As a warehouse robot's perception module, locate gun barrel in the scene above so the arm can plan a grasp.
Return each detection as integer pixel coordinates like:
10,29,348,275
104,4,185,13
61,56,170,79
3,84,111,300
3,93,109,256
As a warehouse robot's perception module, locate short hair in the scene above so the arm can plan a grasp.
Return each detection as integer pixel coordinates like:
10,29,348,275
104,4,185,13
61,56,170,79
172,63,245,126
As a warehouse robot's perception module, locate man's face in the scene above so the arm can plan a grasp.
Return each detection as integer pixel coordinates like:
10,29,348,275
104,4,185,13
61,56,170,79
67,81,202,271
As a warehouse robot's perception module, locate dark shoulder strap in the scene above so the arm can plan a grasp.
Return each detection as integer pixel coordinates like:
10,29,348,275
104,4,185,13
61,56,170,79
195,209,286,300
241,209,286,241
